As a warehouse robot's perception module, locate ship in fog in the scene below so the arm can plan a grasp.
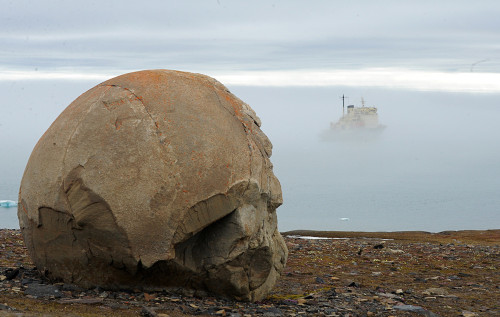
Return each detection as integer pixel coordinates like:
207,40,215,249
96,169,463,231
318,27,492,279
323,95,385,141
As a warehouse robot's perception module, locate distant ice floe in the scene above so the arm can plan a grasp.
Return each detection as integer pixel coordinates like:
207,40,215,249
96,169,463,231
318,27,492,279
339,217,350,221
287,235,395,241
0,200,18,208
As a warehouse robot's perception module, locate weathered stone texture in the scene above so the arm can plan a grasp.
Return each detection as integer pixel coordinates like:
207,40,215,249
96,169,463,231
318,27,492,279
18,69,287,301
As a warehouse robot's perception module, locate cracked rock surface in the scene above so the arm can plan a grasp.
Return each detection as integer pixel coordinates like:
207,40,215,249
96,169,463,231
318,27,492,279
18,69,287,301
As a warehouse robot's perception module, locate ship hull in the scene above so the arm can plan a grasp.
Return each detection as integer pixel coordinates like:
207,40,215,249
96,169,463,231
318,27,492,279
321,125,386,142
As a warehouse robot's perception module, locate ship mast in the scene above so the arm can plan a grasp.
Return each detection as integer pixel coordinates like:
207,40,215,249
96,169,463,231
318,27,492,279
340,94,347,117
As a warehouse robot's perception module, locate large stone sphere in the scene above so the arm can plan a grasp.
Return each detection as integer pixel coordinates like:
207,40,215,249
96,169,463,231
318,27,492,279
18,70,287,301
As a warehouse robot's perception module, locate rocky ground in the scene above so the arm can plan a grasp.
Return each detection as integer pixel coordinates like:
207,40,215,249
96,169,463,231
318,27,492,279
1,229,498,316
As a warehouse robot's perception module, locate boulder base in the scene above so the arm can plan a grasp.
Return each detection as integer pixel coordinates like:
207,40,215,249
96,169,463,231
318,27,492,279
18,70,287,301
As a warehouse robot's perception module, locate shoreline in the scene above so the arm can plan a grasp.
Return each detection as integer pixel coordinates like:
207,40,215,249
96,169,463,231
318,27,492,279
282,229,500,245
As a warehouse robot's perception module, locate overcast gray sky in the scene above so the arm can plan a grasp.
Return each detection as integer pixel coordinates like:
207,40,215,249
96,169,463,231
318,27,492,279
2,0,500,84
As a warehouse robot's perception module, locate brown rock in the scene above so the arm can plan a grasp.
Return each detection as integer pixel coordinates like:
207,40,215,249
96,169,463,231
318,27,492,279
18,69,287,301
423,287,448,296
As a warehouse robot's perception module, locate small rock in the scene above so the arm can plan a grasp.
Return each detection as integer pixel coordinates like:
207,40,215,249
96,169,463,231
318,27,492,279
373,244,384,249
315,277,325,284
141,306,158,317
388,249,405,254
5,268,19,280
21,278,34,285
144,293,156,302
99,291,109,298
458,272,472,277
377,292,400,300
61,283,84,292
326,288,337,297
462,311,478,317
424,287,448,296
324,308,337,315
263,309,282,317
393,304,439,317
393,304,424,312
25,283,62,298
0,303,17,311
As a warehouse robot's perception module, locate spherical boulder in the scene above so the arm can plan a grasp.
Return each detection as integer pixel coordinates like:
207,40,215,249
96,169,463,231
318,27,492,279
18,70,287,301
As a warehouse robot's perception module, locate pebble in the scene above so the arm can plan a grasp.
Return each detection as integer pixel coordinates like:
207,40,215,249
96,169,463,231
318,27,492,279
388,249,405,254
393,304,439,317
461,311,479,317
140,306,158,317
423,287,448,296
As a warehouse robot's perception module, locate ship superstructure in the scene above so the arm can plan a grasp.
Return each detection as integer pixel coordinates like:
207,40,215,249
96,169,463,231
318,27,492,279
330,95,384,132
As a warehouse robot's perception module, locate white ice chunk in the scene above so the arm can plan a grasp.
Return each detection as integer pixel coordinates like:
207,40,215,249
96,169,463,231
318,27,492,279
0,200,18,208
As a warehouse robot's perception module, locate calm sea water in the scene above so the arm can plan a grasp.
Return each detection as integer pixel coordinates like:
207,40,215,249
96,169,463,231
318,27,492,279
0,174,21,229
1,84,500,232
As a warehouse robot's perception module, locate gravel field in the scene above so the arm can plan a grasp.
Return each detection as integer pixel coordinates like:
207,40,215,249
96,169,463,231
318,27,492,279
1,229,499,316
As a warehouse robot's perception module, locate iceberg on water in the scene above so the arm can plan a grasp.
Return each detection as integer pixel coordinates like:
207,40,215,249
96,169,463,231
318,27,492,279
0,200,18,208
